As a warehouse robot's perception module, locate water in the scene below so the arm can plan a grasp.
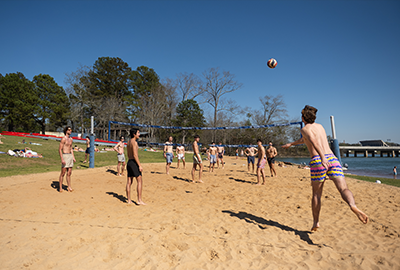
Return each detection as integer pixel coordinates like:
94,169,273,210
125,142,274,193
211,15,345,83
277,157,399,179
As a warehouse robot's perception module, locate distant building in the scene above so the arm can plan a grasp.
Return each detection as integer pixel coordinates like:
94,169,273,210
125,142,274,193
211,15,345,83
359,140,388,147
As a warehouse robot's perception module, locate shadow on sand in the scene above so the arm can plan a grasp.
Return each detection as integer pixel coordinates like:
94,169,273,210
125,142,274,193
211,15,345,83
222,210,317,246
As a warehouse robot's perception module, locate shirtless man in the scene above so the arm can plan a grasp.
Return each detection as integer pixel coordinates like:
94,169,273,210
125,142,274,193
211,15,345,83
208,142,218,172
266,142,278,177
126,128,145,205
256,139,266,185
113,136,126,176
282,105,368,231
83,136,90,163
176,144,186,169
245,145,258,173
191,135,203,183
59,126,76,192
217,142,225,169
164,136,174,174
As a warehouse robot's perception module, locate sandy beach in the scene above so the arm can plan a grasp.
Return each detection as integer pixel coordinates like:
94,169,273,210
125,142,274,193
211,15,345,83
0,156,399,269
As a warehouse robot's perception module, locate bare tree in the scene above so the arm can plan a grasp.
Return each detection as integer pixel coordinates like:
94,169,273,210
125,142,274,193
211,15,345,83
64,65,91,133
201,67,242,141
176,72,202,102
93,97,128,140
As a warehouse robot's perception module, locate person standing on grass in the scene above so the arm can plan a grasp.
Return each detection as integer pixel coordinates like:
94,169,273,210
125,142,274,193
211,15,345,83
282,105,368,231
126,128,145,205
113,136,126,176
59,126,76,192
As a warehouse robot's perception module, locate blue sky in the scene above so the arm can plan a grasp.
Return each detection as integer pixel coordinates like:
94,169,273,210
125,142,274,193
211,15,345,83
1,0,399,144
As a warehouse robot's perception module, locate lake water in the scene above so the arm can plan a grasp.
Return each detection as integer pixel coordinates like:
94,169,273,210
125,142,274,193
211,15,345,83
277,157,399,179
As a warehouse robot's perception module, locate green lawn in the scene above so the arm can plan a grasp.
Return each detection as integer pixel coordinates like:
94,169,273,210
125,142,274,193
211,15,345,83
0,135,169,177
345,174,400,188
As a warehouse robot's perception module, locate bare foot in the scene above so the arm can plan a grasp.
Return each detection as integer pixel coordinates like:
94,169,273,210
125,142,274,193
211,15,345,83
137,201,147,205
127,201,134,205
59,189,63,193
68,188,74,192
311,222,320,232
256,182,261,186
198,180,204,183
351,205,369,224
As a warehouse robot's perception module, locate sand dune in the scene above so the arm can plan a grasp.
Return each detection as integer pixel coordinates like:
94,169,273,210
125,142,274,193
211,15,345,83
0,156,399,269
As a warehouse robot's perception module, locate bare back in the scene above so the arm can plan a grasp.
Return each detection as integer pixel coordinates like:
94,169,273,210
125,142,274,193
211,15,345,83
301,122,333,157
127,138,137,161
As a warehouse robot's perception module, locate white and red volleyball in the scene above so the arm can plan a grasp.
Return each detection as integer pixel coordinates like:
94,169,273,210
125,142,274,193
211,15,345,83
267,58,278,69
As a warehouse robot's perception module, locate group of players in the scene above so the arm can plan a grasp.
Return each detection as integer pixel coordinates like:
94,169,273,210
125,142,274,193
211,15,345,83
58,105,368,231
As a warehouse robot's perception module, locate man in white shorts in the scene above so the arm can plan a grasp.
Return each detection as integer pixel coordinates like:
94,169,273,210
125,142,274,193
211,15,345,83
114,136,126,176
176,144,186,169
208,142,218,172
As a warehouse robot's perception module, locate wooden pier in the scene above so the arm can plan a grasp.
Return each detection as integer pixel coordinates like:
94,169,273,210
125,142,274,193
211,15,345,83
339,146,400,157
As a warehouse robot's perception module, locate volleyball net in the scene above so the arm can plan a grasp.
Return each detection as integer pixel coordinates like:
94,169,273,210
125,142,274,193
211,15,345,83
108,120,303,148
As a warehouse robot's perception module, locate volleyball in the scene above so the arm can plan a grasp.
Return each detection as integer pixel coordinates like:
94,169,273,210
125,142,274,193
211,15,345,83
267,58,278,69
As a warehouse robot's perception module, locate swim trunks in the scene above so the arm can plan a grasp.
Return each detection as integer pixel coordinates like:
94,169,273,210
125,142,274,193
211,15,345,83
210,154,216,164
309,153,344,182
165,152,173,163
177,153,185,160
127,159,141,177
267,157,275,165
117,153,125,163
85,147,90,154
193,154,202,164
257,158,266,169
218,152,223,159
247,156,255,164
62,153,74,168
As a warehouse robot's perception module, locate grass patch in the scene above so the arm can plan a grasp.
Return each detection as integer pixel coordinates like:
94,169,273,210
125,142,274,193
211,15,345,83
345,174,400,188
0,135,172,177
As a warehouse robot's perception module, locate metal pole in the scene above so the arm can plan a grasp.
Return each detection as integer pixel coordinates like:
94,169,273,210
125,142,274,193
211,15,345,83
330,116,336,140
329,115,342,164
89,116,95,168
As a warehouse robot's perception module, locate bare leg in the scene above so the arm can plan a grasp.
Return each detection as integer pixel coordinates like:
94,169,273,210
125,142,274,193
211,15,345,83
121,162,125,176
311,181,324,231
177,159,180,169
191,164,197,183
261,169,265,184
252,163,255,174
126,177,133,204
59,167,67,192
182,159,186,169
117,162,121,176
136,175,146,205
332,176,368,224
65,168,73,191
270,164,277,177
198,164,203,183
166,163,171,174
256,168,261,185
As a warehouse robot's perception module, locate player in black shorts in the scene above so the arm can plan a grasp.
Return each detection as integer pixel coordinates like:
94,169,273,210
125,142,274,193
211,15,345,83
126,128,146,205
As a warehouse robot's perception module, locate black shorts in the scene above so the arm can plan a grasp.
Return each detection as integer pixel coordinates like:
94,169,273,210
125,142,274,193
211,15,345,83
127,159,141,178
85,147,90,154
267,157,275,165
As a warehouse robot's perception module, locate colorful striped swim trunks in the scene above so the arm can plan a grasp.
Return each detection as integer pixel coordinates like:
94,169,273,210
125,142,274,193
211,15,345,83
309,154,344,182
